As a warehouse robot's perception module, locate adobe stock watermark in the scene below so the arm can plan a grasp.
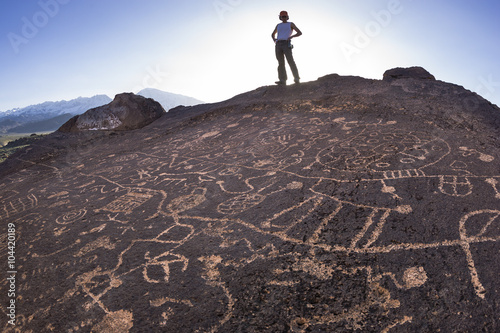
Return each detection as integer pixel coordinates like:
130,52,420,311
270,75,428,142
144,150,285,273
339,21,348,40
213,0,243,21
7,0,71,55
6,223,17,326
463,74,500,111
475,75,499,103
131,64,169,93
340,0,407,62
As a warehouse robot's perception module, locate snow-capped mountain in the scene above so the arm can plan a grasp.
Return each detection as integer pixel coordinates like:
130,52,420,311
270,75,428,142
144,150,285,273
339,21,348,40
137,88,203,111
1,95,112,119
0,95,112,134
0,89,203,134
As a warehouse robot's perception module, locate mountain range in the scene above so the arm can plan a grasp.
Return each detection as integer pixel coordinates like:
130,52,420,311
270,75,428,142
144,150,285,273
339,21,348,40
0,88,202,135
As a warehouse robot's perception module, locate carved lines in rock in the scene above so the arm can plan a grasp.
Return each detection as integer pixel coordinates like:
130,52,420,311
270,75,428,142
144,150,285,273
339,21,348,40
383,169,425,180
99,190,153,215
56,208,87,225
458,209,500,299
439,176,473,197
217,193,265,215
485,178,500,199
0,193,37,220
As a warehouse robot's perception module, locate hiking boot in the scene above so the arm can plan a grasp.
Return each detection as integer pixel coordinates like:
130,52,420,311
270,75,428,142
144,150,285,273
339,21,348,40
294,79,300,84
275,81,286,85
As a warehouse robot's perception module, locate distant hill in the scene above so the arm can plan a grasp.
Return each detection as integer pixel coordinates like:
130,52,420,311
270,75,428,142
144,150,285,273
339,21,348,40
0,95,112,134
137,88,203,111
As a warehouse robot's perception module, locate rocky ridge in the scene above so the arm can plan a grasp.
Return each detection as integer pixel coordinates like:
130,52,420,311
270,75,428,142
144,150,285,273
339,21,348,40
0,67,499,332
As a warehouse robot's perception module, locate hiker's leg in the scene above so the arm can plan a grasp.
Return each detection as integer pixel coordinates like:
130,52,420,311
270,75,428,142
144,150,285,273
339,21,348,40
284,47,300,81
275,43,287,82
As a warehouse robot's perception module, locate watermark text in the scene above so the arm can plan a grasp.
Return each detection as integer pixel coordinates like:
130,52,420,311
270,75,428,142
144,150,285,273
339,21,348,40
213,0,243,21
7,0,71,54
340,0,405,62
6,223,17,326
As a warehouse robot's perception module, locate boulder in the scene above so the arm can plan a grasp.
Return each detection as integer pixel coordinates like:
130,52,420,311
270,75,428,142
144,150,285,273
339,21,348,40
383,66,436,82
58,93,166,132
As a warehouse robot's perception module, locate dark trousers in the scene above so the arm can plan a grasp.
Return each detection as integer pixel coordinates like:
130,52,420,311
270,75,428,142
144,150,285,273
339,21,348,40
275,40,300,82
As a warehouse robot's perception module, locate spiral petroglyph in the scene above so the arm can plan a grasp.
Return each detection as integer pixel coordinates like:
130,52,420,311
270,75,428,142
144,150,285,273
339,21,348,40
56,208,87,225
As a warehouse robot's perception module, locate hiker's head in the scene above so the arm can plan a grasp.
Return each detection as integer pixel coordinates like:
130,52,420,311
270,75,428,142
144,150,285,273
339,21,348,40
279,11,289,21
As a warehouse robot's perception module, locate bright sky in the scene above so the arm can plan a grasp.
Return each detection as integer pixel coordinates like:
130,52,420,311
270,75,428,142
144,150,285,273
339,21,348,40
1,0,499,111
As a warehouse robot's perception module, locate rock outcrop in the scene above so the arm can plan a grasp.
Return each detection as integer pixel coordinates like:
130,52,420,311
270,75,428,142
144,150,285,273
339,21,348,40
383,66,436,81
1,67,499,332
58,93,166,132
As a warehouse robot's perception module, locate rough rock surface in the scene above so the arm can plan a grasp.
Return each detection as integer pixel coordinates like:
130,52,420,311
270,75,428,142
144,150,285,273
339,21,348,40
58,93,166,132
383,66,436,82
1,68,499,332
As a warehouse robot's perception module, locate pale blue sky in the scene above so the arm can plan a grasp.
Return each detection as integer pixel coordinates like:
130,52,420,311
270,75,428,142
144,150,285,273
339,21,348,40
1,0,499,111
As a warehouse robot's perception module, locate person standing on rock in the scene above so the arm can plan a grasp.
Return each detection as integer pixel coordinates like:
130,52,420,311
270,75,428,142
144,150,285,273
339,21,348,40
271,10,302,85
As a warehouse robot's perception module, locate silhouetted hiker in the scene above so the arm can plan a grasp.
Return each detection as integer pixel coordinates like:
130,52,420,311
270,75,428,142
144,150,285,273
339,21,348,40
271,10,302,85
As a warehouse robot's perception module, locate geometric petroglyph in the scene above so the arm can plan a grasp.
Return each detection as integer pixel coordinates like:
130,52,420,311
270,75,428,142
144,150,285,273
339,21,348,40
75,236,116,257
166,187,207,213
0,193,37,220
113,153,139,162
383,169,425,179
316,130,451,175
439,176,473,197
143,253,189,284
56,208,87,225
99,190,153,215
217,193,266,215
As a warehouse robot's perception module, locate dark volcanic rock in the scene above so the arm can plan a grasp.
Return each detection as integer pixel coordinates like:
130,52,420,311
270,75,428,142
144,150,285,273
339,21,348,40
58,93,166,132
1,67,499,332
383,66,436,81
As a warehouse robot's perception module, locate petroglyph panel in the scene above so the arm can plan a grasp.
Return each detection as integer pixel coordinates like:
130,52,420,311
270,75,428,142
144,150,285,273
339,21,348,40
1,109,499,332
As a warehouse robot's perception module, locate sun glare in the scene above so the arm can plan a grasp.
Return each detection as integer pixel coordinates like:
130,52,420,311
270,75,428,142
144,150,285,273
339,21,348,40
156,3,420,103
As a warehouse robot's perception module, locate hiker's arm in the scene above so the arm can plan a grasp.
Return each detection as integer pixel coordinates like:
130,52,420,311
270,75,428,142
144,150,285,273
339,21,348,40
290,23,302,39
271,26,278,42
